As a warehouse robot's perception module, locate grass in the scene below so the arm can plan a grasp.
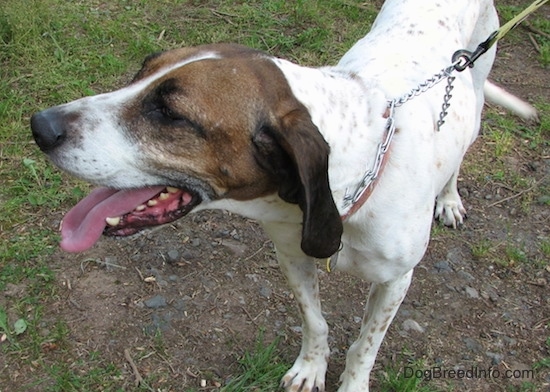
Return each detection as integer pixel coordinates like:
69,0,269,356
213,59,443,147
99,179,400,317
378,358,443,392
221,331,288,392
498,4,550,67
0,0,549,391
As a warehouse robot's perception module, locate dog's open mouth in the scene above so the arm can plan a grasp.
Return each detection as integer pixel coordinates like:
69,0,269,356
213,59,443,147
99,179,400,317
60,186,200,253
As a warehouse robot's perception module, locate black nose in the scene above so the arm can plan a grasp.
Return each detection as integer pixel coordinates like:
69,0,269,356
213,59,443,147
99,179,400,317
31,109,67,152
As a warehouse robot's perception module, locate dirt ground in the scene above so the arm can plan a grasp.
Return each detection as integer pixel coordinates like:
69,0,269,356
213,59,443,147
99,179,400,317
4,5,550,392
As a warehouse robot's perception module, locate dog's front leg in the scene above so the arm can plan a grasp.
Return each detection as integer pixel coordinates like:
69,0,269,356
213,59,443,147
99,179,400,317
338,270,413,392
262,221,329,392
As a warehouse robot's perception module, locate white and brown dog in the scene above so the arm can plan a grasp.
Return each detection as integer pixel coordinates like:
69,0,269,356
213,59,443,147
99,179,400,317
31,0,536,390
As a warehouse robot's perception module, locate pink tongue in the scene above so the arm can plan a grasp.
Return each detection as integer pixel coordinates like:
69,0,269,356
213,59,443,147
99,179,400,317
60,186,165,253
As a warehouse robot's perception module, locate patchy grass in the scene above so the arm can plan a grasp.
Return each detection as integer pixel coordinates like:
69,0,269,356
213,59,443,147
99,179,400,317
221,331,288,392
497,4,550,67
377,354,443,392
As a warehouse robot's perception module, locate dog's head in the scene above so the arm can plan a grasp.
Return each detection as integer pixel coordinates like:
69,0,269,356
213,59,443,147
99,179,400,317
31,43,342,258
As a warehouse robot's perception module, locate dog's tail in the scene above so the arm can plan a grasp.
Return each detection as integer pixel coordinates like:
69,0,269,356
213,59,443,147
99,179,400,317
484,80,539,122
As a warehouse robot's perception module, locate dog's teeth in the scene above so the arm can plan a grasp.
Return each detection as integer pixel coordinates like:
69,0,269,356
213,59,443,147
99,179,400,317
135,204,146,211
159,192,170,201
106,217,121,226
166,186,179,194
147,199,158,207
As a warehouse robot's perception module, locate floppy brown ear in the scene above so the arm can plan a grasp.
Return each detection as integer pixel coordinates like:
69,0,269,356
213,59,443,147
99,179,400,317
253,109,343,259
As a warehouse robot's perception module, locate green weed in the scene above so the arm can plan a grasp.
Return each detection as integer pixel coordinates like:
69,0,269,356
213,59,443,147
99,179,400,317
378,358,442,392
222,330,288,391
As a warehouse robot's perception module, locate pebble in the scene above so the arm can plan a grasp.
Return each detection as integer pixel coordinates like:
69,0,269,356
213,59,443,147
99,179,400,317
486,351,503,365
464,286,479,299
402,319,425,333
246,273,260,283
446,248,462,264
480,288,499,302
166,249,180,262
191,238,201,247
463,337,482,352
502,335,517,346
182,250,197,260
259,285,272,299
144,295,168,309
290,326,302,334
433,260,453,273
457,270,475,282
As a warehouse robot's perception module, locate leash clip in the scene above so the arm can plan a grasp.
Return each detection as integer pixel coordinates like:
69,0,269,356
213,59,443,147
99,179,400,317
452,49,475,72
453,30,498,72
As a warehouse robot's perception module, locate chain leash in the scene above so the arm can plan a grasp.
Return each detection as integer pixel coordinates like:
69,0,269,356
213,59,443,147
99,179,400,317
342,61,458,210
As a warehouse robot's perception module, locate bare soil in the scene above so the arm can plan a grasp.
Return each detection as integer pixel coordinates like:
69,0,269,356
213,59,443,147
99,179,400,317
3,6,550,392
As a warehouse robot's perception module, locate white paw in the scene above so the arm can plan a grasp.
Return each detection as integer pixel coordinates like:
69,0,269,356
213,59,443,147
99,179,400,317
280,356,327,392
434,194,466,228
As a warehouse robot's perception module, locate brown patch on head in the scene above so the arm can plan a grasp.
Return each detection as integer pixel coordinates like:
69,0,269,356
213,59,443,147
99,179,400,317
122,43,342,258
121,45,276,197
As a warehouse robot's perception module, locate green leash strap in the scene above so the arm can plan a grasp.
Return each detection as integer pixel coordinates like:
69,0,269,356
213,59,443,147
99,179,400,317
453,0,548,71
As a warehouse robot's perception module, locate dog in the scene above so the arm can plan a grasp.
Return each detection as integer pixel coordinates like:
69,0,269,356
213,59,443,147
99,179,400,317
31,0,537,390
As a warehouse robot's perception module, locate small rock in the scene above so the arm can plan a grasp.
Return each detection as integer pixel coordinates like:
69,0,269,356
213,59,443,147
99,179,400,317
463,337,482,352
221,238,247,256
464,286,479,299
481,288,499,302
433,260,452,273
402,319,425,333
167,249,180,262
156,279,169,288
144,295,168,309
259,285,272,299
191,238,201,247
246,273,260,283
502,335,517,347
446,248,462,264
290,326,302,334
181,250,196,260
486,351,503,365
353,316,362,324
457,270,475,282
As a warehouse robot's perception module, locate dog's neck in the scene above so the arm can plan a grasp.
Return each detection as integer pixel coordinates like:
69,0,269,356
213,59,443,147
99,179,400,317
272,58,390,208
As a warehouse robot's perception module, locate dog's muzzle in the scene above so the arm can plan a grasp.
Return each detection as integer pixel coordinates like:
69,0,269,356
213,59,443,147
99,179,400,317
31,108,68,152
